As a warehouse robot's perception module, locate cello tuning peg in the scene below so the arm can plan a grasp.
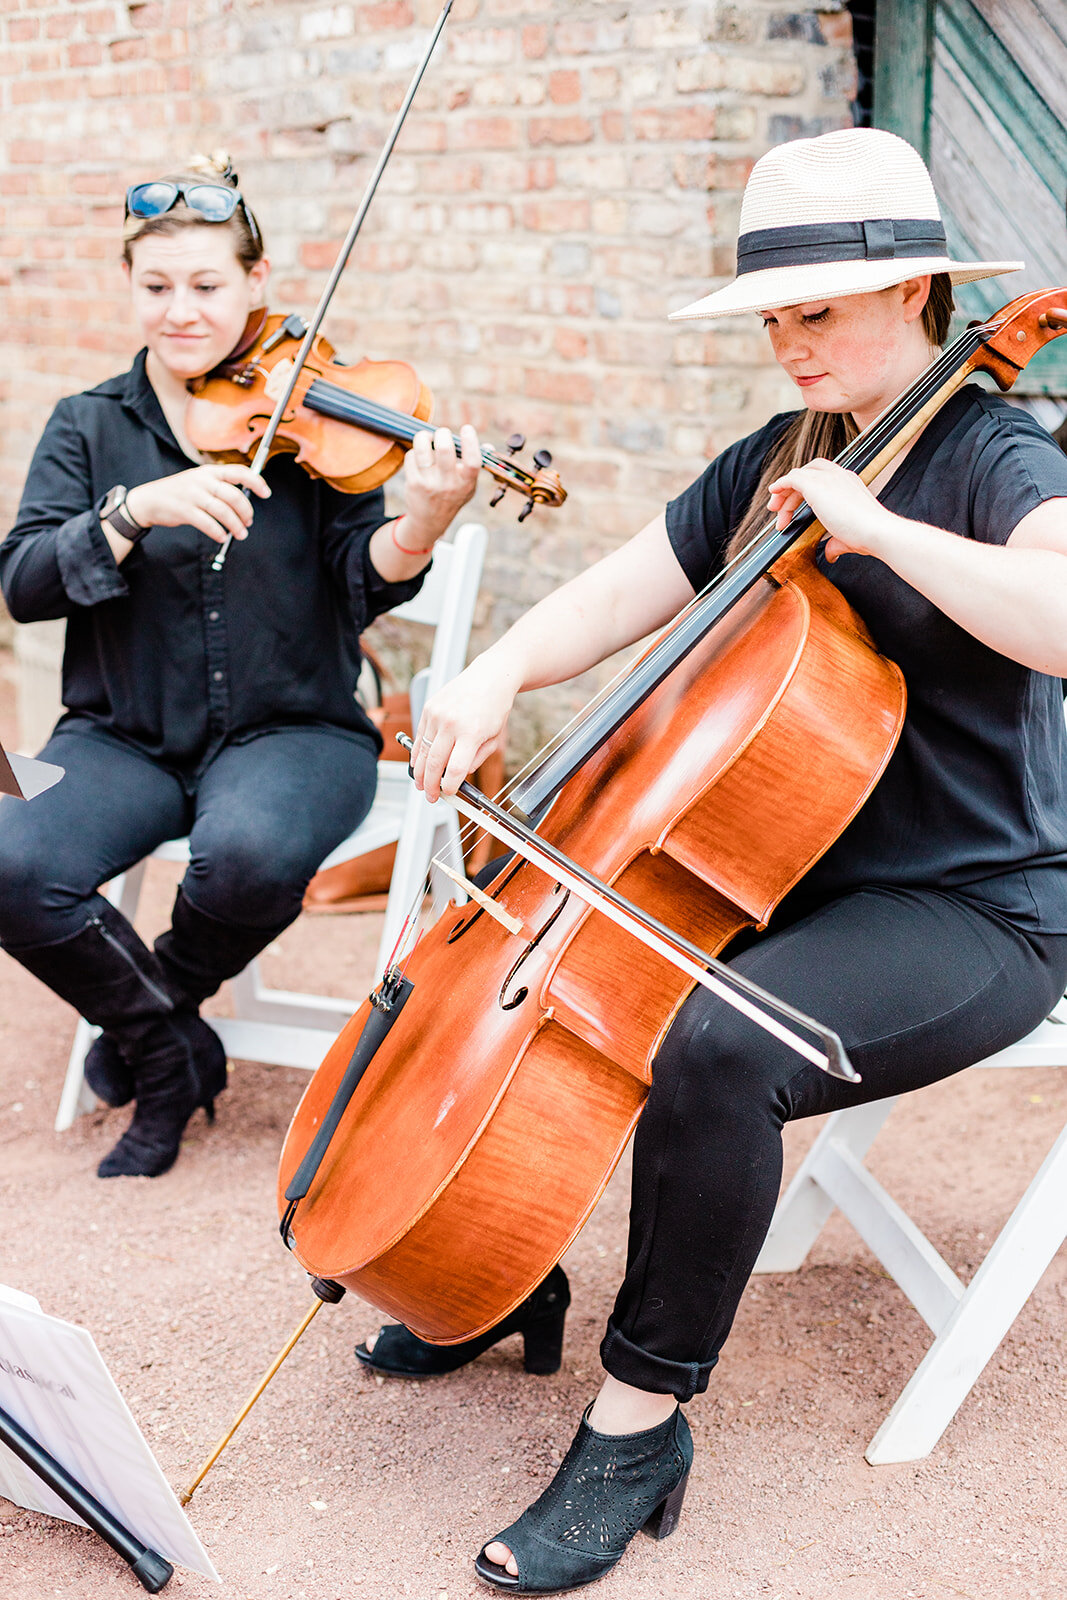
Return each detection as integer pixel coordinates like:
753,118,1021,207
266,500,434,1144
532,448,553,469
489,487,507,508
506,432,526,455
518,498,536,523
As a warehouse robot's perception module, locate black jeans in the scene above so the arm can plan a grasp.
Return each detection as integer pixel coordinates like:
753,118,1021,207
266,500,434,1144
601,884,1067,1401
0,722,378,949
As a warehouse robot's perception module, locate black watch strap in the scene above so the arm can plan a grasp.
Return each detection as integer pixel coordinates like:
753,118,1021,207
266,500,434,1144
100,485,149,544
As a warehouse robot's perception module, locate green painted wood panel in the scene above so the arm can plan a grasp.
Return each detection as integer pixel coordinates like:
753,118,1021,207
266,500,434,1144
877,0,1067,394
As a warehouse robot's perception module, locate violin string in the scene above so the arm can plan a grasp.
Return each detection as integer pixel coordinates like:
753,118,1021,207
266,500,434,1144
305,379,538,490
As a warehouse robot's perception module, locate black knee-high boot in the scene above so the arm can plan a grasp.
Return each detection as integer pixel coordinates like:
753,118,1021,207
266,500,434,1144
7,901,226,1178
86,886,282,1110
153,886,291,1007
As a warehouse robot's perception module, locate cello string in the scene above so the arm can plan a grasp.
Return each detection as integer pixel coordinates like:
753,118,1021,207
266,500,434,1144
509,322,993,801
384,319,998,942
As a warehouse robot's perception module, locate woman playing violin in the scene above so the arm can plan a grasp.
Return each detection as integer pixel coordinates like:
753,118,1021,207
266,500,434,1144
359,130,1067,1592
0,152,479,1180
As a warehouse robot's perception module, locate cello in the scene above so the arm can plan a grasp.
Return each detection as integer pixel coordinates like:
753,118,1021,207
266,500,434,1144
273,287,1067,1346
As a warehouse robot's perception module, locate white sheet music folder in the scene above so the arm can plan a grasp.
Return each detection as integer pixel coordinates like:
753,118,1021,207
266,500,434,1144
0,1283,220,1581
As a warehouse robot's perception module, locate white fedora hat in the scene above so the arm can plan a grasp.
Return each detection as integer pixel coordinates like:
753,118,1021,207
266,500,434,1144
669,127,1022,322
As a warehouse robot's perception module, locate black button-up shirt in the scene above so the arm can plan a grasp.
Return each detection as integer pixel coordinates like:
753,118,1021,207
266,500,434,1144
1,351,426,782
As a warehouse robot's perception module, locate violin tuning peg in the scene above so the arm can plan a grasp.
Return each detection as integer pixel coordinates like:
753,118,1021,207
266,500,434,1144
506,432,526,456
532,448,553,469
518,498,536,523
489,487,507,508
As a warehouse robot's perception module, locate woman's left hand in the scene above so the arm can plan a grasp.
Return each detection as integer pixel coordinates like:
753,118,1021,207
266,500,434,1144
768,458,898,562
400,423,482,549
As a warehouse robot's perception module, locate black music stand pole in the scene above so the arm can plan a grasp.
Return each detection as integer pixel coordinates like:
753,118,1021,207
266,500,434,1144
0,1402,173,1591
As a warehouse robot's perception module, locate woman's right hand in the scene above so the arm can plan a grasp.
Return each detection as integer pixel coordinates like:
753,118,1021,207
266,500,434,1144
411,654,522,802
123,463,271,546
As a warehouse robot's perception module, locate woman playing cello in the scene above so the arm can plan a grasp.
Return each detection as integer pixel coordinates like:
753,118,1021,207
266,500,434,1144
358,129,1067,1591
0,152,479,1180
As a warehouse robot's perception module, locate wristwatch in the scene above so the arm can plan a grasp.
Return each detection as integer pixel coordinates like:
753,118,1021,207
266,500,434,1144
100,485,149,544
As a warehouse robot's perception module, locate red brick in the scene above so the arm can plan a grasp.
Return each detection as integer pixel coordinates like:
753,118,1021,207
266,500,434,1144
362,1,414,28
84,9,121,35
634,107,717,142
522,197,590,233
528,116,594,146
554,326,588,361
548,70,581,106
69,41,104,65
110,36,147,60
8,18,40,42
524,367,595,405
452,117,519,151
522,24,547,59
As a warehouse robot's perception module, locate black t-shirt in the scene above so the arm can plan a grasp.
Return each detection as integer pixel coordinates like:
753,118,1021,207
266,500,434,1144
665,385,1067,935
0,351,427,781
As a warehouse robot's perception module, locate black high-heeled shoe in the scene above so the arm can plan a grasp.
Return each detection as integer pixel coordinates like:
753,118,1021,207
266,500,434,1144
354,1265,570,1378
97,1014,228,1179
474,1404,693,1594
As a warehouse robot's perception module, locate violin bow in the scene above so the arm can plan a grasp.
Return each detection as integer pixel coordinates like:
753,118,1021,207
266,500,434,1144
210,1,454,572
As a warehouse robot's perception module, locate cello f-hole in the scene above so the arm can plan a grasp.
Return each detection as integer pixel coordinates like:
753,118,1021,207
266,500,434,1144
499,891,571,1010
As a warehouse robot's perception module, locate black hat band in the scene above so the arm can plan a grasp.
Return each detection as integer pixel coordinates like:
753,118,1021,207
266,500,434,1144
736,218,948,275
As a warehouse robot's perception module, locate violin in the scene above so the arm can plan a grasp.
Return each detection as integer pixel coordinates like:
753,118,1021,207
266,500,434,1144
185,310,567,521
274,288,1067,1347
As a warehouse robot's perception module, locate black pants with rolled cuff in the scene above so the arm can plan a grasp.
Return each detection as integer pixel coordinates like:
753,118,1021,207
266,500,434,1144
600,883,1067,1402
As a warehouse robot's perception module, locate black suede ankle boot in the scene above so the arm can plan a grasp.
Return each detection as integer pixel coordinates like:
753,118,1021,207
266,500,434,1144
475,1405,693,1593
97,1012,227,1179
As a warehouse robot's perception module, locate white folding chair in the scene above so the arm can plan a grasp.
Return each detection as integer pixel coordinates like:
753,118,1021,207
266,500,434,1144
753,996,1067,1463
55,521,488,1130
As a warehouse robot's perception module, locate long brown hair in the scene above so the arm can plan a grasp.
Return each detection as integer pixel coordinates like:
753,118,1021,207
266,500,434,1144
722,274,954,564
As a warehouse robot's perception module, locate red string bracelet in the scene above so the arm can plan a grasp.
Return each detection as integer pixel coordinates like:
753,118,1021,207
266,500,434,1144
390,516,434,556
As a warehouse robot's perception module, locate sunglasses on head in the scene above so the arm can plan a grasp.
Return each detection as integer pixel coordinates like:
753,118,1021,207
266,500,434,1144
125,180,262,249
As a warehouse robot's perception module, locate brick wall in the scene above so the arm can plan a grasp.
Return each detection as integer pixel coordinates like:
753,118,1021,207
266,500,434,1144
0,0,854,754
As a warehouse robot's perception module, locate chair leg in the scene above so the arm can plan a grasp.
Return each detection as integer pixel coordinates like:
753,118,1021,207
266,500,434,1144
753,1097,900,1274
864,1120,1067,1464
54,1017,101,1132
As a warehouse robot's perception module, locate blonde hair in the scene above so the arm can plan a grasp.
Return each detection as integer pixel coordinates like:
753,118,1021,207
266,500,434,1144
122,150,264,270
723,274,955,564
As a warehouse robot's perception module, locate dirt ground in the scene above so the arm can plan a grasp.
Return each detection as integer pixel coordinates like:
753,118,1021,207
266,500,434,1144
0,655,1064,1600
